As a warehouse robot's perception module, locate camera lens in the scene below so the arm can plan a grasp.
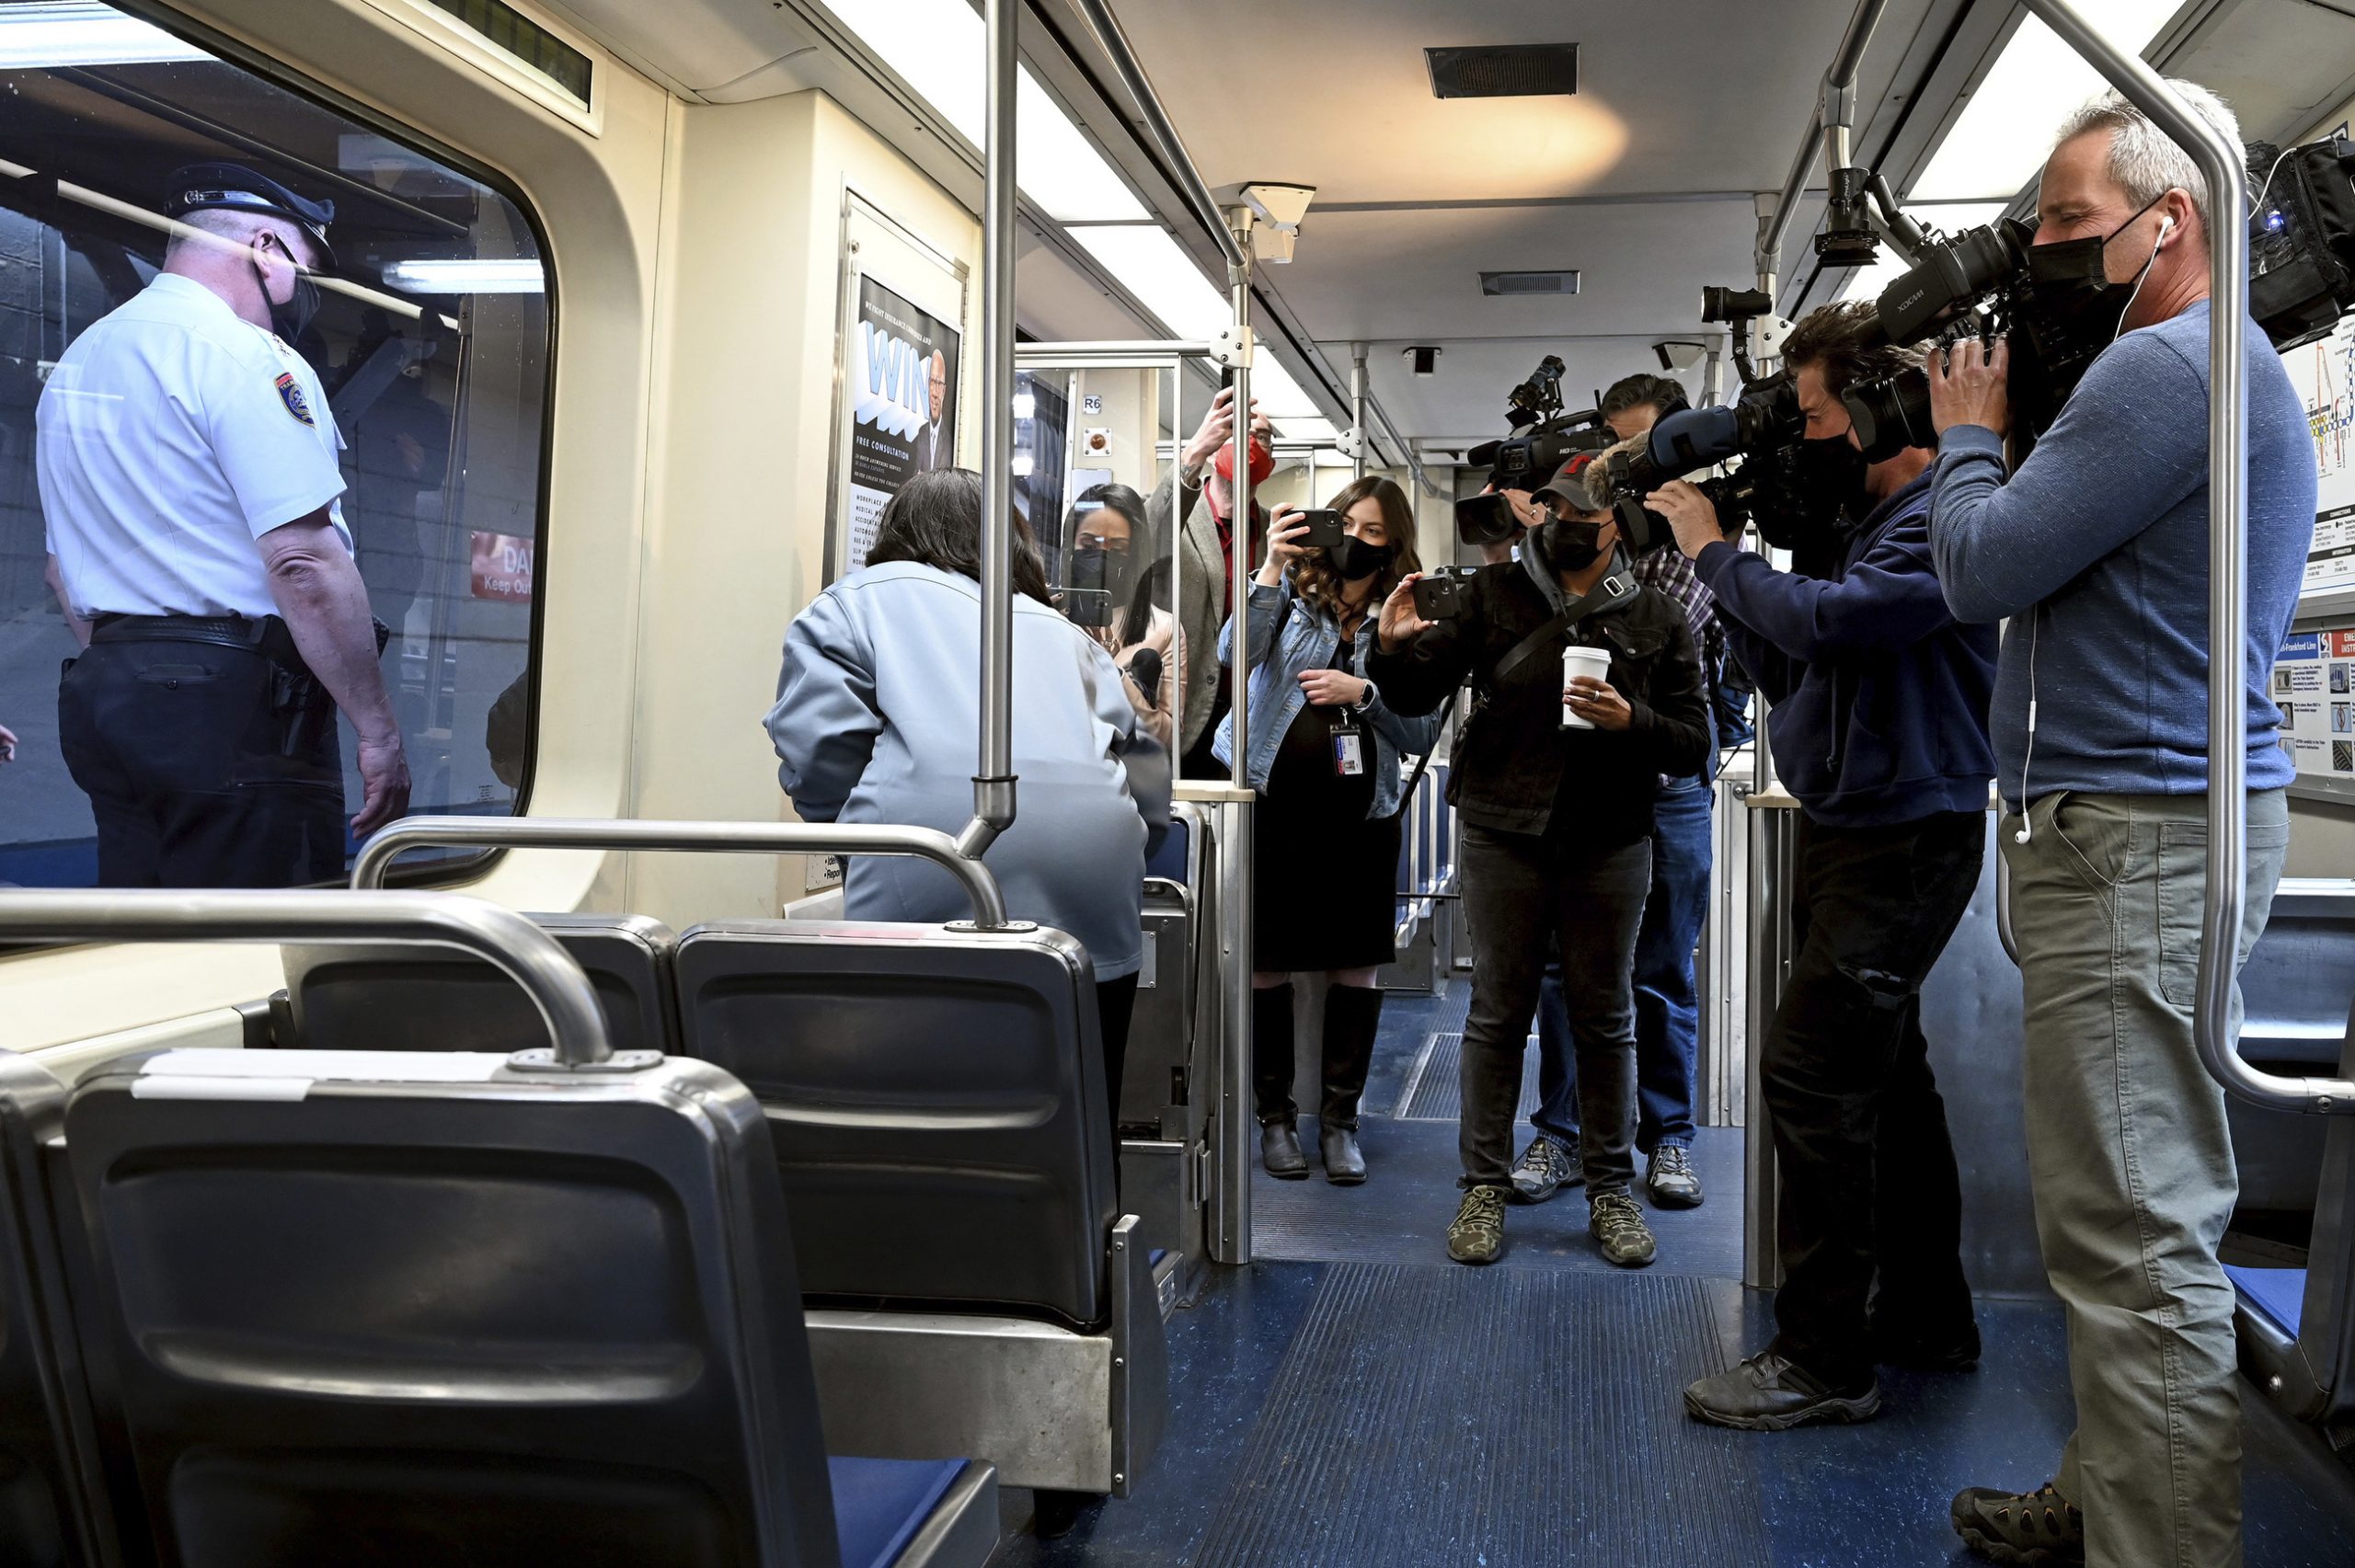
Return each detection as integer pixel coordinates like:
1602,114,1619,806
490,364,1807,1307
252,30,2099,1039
1874,223,2022,341
1841,366,1936,464
1701,285,1774,323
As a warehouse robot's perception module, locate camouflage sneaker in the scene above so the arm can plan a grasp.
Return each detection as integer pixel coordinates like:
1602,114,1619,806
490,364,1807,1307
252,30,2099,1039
1446,1185,1508,1265
1646,1144,1704,1208
1949,1483,2085,1565
1589,1191,1658,1268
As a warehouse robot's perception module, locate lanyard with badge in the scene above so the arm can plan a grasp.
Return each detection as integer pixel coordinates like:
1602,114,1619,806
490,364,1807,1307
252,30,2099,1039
1330,640,1366,778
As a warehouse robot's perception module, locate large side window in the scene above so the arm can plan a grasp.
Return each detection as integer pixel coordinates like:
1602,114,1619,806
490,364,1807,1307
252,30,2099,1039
0,0,549,887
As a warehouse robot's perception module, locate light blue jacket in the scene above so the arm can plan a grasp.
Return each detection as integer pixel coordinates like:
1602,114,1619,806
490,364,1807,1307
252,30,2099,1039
767,561,1168,979
1212,578,1444,818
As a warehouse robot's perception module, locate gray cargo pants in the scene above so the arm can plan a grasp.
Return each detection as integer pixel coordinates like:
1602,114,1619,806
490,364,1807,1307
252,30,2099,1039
1999,789,2289,1568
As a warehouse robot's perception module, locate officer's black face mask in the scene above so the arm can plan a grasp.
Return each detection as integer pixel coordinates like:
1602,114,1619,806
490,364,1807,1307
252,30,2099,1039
252,233,321,343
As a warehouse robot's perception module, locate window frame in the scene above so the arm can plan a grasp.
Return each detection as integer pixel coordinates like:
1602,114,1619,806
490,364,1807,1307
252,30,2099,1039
20,0,565,894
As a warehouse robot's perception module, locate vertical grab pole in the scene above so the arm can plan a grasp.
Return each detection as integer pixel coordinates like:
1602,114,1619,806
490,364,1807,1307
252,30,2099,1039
1217,217,1258,1264
959,0,1020,873
1350,345,1369,483
2021,0,2349,1115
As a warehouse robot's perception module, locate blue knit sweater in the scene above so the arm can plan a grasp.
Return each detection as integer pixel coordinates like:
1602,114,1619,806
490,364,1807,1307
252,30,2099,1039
1928,300,2315,807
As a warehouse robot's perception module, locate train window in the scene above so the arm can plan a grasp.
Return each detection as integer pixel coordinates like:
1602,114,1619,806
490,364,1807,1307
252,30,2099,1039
417,0,592,110
0,0,550,889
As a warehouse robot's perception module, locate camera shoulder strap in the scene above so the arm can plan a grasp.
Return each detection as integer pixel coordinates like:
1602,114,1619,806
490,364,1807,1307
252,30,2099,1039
1489,570,1627,689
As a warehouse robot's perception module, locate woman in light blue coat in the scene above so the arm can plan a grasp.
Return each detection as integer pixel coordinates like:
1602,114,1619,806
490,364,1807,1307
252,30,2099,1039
766,469,1169,1124
1213,475,1441,1185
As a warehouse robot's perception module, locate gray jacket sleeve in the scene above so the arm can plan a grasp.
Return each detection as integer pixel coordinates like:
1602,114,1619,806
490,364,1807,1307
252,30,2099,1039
765,587,881,823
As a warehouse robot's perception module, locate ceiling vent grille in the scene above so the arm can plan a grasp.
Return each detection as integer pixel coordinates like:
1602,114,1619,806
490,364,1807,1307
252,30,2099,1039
1480,270,1580,297
1426,43,1579,100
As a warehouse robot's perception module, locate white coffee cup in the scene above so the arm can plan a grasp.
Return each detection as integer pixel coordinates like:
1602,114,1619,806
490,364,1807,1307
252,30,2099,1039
1561,645,1614,729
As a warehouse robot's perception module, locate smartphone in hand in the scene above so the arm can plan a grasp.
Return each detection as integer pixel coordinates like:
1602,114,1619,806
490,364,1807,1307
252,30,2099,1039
1411,567,1479,621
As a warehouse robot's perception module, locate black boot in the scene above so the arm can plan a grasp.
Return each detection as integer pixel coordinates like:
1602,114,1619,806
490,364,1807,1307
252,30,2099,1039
1254,984,1305,1177
1319,984,1384,1185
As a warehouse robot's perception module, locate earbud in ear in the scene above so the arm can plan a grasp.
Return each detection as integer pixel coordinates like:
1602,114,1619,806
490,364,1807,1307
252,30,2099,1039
2157,216,2175,240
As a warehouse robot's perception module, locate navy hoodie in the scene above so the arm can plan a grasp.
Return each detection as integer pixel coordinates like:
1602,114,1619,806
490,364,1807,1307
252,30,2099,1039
1693,471,1996,827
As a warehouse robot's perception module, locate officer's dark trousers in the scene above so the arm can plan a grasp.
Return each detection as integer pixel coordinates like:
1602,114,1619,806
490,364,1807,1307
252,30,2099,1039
1764,809,1982,1391
59,636,345,887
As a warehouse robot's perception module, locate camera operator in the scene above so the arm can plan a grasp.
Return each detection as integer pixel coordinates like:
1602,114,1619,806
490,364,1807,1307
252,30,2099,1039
1214,477,1440,1185
1514,392,1727,1215
1146,384,1274,778
1641,302,1996,1436
1922,84,2314,1568
1368,459,1708,1269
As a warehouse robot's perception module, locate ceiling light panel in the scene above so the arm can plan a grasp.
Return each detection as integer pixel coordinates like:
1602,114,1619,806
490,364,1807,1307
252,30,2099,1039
821,0,1146,222
0,1,210,68
1069,224,1230,341
1909,0,2177,203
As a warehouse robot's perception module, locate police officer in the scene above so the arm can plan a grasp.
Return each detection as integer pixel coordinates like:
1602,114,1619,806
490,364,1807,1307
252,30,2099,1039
37,164,408,887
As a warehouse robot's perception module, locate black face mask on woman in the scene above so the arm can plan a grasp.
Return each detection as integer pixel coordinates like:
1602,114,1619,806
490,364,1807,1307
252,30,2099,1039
1326,534,1396,582
1543,516,1607,571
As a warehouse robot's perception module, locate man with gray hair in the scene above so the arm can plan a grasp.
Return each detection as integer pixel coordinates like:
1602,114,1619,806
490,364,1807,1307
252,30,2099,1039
1926,82,2314,1566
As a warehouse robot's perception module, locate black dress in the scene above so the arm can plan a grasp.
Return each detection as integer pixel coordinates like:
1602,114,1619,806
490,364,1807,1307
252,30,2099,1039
1253,634,1406,972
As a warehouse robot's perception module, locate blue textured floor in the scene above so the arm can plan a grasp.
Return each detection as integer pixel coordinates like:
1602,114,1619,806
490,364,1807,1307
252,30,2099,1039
987,983,2355,1566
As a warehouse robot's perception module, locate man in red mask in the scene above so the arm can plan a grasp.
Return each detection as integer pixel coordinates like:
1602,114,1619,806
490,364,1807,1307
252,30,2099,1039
1147,385,1272,778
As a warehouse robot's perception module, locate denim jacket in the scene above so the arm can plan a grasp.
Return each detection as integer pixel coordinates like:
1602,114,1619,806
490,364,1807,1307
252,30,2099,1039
1211,578,1443,818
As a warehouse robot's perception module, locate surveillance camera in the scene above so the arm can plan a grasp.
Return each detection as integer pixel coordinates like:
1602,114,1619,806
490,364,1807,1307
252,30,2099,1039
1403,346,1442,376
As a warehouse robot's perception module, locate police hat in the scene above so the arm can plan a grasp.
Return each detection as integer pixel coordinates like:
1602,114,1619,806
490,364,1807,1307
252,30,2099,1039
164,162,335,269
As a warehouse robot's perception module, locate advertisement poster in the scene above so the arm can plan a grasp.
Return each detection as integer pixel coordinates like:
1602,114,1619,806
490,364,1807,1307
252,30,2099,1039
2286,313,2355,595
2272,627,2355,780
842,272,960,572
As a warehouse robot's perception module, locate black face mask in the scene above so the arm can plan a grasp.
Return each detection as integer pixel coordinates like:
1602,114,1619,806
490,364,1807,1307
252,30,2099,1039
1793,434,1872,526
2022,190,2168,351
1544,517,1607,571
1327,534,1396,583
252,236,321,343
1064,544,1132,628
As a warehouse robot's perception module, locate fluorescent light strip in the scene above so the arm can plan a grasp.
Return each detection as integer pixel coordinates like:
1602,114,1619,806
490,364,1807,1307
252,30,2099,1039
1069,224,1230,341
0,1,211,69
822,0,1146,223
381,258,546,294
1909,0,2177,203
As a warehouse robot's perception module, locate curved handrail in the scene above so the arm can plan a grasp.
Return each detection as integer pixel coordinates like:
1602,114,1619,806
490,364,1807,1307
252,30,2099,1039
0,888,612,1067
350,816,1011,928
2022,0,2352,1115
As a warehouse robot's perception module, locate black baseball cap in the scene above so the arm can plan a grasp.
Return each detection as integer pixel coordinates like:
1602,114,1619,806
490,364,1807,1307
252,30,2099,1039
164,162,335,268
1532,452,1605,514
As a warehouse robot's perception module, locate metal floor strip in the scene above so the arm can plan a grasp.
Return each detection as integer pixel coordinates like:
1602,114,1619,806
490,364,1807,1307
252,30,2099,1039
1393,1032,1542,1121
1190,1263,1770,1565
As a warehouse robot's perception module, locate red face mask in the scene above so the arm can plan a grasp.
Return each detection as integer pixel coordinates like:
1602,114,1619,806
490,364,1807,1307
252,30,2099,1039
1209,439,1275,519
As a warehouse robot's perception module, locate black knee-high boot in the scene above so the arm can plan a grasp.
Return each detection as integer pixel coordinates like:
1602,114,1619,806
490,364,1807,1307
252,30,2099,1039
1253,983,1306,1177
1319,983,1384,1184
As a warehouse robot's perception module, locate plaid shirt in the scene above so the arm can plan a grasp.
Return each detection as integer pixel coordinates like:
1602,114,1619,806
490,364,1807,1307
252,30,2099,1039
1631,544,1722,784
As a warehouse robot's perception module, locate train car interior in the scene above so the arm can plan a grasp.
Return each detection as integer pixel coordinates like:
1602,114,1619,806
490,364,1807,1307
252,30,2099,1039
3,0,2355,1562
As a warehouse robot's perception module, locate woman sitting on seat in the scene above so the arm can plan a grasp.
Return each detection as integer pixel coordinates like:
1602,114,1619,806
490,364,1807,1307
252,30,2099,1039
765,468,1170,1123
1216,475,1441,1185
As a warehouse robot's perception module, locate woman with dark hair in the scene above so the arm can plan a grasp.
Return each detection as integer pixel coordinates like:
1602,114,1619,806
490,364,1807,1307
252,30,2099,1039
766,468,1171,1117
1214,474,1441,1185
1061,484,1185,751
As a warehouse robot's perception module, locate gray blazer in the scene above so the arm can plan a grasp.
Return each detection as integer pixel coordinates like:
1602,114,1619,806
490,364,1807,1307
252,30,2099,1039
1146,466,1235,758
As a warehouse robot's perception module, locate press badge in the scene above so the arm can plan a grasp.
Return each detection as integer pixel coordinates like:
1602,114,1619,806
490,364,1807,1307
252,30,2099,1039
1332,716,1366,776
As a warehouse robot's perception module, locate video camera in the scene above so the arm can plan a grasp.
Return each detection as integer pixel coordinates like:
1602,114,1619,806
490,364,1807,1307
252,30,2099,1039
1841,132,2355,459
1462,353,1613,522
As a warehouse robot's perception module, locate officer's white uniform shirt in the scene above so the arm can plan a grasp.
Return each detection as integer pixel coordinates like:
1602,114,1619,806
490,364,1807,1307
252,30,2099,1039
37,272,350,621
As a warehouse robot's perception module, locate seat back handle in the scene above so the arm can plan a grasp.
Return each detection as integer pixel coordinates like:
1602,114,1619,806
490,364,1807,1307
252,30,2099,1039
0,888,615,1068
351,816,1013,929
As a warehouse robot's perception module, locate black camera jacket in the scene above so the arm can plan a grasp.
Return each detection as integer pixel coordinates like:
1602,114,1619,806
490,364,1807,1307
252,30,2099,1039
1365,550,1708,844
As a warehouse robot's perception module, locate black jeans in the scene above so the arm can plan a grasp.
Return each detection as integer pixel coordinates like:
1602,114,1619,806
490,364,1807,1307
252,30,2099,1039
58,636,344,887
1765,810,1982,1389
1459,823,1651,1197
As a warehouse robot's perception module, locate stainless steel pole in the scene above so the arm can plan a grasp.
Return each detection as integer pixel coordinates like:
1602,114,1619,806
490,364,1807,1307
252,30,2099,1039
962,0,1020,866
0,889,614,1066
2021,0,2350,1116
1220,226,1258,1264
1350,345,1369,482
1069,0,1246,272
1754,0,1888,282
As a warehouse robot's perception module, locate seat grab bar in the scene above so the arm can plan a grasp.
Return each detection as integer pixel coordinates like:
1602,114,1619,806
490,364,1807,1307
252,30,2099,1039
2022,0,2353,1116
0,888,615,1068
351,816,1013,929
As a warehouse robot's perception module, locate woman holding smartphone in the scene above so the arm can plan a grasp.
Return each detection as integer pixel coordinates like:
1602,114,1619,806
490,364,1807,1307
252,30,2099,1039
1213,475,1438,1184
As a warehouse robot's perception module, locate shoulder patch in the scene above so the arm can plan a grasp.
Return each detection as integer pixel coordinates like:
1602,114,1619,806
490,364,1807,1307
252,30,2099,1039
274,371,315,427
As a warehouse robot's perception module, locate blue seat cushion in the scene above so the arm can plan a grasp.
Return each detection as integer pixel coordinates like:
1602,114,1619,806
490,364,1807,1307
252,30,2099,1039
1145,818,1189,883
829,1456,965,1568
2225,1263,2305,1339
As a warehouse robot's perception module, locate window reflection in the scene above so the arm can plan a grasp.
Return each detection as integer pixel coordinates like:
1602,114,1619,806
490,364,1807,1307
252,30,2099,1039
0,0,548,887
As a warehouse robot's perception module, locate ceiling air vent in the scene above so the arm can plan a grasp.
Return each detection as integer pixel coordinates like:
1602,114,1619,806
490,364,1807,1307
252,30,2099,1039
1480,270,1580,297
1426,43,1579,100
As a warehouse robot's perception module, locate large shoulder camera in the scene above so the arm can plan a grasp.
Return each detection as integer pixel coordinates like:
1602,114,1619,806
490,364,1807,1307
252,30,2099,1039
1463,354,1613,517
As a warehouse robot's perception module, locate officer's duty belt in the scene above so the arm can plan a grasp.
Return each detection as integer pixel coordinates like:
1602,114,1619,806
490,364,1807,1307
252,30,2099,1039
89,612,298,664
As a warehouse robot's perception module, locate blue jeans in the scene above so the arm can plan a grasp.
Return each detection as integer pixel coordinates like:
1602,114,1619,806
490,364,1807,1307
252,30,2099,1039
1532,778,1712,1152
